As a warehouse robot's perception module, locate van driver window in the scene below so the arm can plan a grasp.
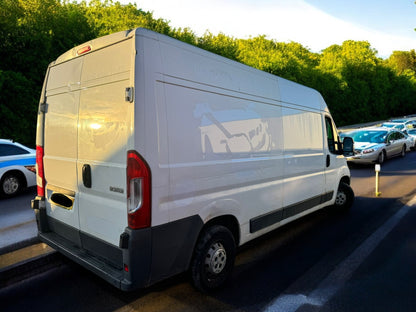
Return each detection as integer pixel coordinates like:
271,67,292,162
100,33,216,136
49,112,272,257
325,116,340,154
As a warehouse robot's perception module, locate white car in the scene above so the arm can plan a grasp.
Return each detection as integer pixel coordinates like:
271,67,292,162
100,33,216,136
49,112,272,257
390,118,416,129
0,139,36,197
381,122,407,132
345,128,408,164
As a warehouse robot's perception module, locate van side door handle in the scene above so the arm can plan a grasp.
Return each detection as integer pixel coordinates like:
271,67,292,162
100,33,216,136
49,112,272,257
326,155,330,167
82,164,92,188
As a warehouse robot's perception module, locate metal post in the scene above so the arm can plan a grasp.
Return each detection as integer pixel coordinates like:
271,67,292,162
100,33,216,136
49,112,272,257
375,164,381,197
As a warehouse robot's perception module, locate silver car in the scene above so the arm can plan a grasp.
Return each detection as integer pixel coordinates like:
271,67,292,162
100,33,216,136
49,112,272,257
346,128,408,164
407,129,416,150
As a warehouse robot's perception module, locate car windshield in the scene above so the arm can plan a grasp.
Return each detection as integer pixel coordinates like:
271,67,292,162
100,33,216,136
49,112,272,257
352,130,388,143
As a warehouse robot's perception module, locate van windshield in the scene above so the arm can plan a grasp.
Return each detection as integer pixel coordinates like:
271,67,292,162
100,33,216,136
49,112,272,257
352,130,388,144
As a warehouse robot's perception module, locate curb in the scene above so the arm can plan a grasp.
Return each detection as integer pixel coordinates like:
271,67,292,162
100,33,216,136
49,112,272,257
0,249,61,289
0,236,40,256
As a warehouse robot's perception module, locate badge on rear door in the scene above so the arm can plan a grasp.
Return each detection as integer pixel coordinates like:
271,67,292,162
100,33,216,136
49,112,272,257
110,186,124,194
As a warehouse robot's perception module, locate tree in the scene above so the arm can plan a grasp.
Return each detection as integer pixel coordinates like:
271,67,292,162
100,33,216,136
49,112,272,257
0,71,37,144
197,32,238,61
235,36,319,83
316,41,392,124
83,0,171,37
386,50,416,75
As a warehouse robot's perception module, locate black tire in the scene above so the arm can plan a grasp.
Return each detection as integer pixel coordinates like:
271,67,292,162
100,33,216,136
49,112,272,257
401,145,406,157
191,225,236,292
334,182,354,211
377,151,385,164
0,173,22,197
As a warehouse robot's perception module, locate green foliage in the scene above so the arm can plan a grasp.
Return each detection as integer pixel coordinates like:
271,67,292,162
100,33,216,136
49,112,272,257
198,32,238,60
171,27,198,46
0,71,37,146
385,50,416,75
82,0,171,37
1,0,416,146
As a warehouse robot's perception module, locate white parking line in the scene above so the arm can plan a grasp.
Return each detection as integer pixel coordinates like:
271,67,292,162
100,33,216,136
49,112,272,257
264,195,416,312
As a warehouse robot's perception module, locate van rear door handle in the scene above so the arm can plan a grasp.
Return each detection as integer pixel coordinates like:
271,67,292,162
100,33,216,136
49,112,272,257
82,164,92,188
326,155,330,167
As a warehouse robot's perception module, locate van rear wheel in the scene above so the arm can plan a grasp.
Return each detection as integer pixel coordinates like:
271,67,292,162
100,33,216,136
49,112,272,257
334,182,354,211
191,225,236,292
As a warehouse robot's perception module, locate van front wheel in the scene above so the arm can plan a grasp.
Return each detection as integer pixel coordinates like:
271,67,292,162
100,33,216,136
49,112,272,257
191,225,236,292
334,182,354,211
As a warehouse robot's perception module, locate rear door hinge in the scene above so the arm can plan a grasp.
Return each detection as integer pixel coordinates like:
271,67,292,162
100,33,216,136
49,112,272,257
125,87,134,103
40,102,48,113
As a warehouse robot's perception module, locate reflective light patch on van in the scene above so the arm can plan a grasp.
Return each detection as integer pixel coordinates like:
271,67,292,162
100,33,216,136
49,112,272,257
0,157,36,168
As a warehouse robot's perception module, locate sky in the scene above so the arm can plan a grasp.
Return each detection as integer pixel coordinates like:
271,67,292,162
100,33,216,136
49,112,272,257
115,0,416,59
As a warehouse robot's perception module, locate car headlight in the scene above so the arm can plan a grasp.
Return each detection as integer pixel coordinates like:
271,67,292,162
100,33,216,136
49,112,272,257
362,148,375,154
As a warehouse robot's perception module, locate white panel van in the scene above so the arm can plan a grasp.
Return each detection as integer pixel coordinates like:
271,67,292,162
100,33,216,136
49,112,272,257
32,28,354,292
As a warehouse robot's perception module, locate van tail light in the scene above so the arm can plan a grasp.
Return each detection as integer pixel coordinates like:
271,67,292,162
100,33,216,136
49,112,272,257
36,145,45,197
127,151,151,229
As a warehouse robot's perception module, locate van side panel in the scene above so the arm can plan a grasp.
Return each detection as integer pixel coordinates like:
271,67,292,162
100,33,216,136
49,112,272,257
154,37,286,245
281,107,325,217
163,80,284,216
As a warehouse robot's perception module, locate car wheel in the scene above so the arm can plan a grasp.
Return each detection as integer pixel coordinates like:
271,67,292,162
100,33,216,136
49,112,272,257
377,151,385,164
334,182,354,211
191,225,236,292
401,145,406,157
1,173,22,197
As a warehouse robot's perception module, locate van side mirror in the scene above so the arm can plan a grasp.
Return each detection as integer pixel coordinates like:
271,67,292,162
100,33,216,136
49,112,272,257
342,137,354,156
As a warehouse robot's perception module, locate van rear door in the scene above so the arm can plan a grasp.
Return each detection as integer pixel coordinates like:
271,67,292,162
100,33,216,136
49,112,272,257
44,57,82,232
43,37,135,249
77,38,135,247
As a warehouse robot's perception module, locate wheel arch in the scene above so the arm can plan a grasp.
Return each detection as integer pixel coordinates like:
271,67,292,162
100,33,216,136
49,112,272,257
340,175,350,186
199,215,241,248
1,169,27,188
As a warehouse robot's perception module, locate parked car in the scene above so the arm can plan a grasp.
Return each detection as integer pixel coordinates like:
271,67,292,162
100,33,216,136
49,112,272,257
345,128,408,164
381,122,407,132
390,118,416,129
407,129,416,150
0,139,36,197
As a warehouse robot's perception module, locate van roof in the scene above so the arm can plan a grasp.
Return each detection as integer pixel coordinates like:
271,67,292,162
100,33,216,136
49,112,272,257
54,29,137,65
52,28,328,112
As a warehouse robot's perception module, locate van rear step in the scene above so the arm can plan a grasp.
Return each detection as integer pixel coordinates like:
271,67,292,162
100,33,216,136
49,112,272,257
39,232,125,289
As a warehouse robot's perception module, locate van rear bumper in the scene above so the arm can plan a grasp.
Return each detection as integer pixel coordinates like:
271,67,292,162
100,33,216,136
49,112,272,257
37,217,152,291
32,198,203,291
